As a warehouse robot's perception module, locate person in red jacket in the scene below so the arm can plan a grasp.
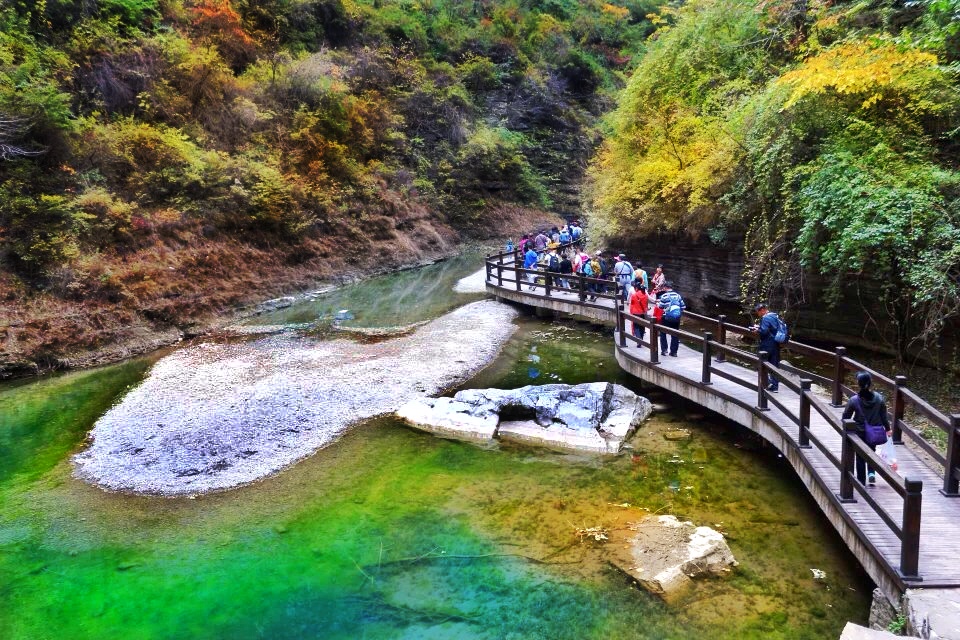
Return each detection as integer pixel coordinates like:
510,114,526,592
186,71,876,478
629,282,649,340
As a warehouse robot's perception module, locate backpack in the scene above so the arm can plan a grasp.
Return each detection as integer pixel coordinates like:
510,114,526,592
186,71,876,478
548,254,559,271
664,303,682,321
571,226,582,240
772,313,789,344
589,259,601,278
559,231,571,243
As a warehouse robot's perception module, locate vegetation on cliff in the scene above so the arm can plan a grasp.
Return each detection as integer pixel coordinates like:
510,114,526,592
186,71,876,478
589,0,960,354
0,0,657,368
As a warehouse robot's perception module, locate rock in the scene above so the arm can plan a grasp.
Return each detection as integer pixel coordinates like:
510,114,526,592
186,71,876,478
395,382,651,454
72,300,518,496
868,588,902,633
608,515,737,600
256,296,296,314
904,589,960,640
663,428,692,441
839,622,915,640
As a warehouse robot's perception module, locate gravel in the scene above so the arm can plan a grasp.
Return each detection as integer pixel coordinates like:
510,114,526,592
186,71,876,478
452,267,489,293
72,300,518,496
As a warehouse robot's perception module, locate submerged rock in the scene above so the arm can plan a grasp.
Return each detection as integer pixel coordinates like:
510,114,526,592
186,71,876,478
452,267,489,294
72,300,518,496
608,515,737,600
396,382,651,454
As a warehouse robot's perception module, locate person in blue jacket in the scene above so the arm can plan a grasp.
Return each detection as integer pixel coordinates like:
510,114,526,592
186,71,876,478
751,303,782,392
523,245,539,290
656,282,685,357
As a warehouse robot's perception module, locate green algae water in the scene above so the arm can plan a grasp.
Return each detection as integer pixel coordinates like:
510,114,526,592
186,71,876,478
0,265,872,639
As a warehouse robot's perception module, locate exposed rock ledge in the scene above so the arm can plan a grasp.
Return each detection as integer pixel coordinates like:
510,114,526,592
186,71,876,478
72,300,518,496
607,515,738,600
396,382,652,454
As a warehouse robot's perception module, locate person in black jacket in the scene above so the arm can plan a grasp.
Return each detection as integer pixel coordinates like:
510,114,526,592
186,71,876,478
842,372,891,486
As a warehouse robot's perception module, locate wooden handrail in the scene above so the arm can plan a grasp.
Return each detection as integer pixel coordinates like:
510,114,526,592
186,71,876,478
485,254,958,503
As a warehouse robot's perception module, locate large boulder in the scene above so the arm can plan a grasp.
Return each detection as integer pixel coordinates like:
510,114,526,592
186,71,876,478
608,515,737,600
395,382,651,454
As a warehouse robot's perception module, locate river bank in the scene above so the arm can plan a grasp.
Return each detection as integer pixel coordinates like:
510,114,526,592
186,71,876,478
0,204,560,380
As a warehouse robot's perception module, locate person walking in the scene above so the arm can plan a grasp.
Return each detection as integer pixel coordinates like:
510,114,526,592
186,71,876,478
614,254,634,303
629,283,649,340
656,282,685,357
651,265,666,298
633,264,649,293
842,372,891,487
523,244,539,290
751,303,784,392
559,250,573,289
534,230,549,252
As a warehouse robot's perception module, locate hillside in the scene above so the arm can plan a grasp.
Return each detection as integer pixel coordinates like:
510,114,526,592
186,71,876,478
0,0,657,375
588,0,960,359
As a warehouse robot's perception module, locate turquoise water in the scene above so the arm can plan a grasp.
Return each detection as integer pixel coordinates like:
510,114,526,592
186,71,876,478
0,262,872,639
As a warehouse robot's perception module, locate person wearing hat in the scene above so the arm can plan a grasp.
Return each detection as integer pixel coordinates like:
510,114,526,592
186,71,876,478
613,253,634,303
656,281,685,356
750,302,783,392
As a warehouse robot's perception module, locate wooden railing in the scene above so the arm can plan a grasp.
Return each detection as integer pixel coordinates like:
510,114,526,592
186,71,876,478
485,254,960,582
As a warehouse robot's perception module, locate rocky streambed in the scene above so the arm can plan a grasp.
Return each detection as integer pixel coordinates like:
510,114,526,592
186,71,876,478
72,300,518,495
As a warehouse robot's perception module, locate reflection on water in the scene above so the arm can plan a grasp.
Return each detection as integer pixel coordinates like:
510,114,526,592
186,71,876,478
0,284,873,639
245,250,488,329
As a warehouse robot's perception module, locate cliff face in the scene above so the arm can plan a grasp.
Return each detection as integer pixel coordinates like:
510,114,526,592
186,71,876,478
608,233,959,365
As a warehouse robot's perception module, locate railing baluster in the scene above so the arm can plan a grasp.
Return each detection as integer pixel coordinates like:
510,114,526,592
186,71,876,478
497,259,503,287
901,478,923,579
832,346,847,407
799,379,812,449
485,255,492,282
701,332,712,385
892,375,906,444
545,271,551,297
838,419,857,503
618,302,626,348
942,414,960,497
649,322,659,365
757,351,769,411
578,273,585,303
716,315,727,363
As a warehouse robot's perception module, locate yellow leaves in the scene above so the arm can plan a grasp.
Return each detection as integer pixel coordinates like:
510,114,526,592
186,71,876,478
778,41,939,110
601,3,631,20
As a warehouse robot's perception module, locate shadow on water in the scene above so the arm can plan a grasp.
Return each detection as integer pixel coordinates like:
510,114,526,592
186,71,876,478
0,279,874,639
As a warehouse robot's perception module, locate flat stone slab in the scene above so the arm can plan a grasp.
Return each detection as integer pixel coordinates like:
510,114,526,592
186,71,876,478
453,268,489,293
839,622,916,640
72,300,518,495
904,589,960,640
607,515,737,600
395,382,651,453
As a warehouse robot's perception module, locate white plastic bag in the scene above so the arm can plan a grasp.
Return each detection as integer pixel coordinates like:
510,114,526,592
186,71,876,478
879,440,899,473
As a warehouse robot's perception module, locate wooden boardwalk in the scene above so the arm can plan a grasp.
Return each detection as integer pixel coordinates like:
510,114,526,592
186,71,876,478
483,252,960,600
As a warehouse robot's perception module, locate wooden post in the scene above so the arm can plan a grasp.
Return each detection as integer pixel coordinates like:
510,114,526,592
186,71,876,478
799,379,812,449
618,302,627,348
838,419,857,503
485,255,492,281
649,322,660,364
716,315,727,362
941,414,960,497
900,478,923,579
832,346,847,407
701,332,713,385
516,265,522,292
497,261,503,287
892,375,907,444
545,271,551,296
578,273,585,303
757,351,769,411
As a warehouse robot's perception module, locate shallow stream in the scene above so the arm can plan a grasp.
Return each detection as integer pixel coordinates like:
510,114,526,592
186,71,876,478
1,255,873,639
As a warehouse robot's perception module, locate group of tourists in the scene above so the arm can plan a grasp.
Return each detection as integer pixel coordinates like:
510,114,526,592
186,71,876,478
510,225,892,490
515,231,686,358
